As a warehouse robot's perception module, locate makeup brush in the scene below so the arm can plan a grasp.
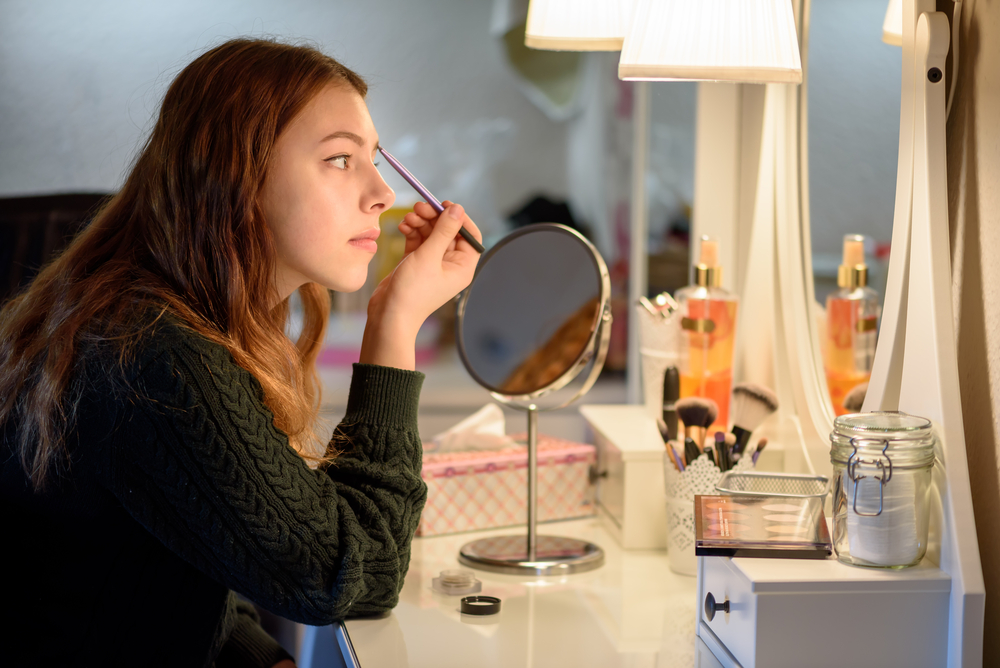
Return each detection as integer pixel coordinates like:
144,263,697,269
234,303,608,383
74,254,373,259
662,366,680,441
377,147,486,254
723,432,737,468
843,382,868,413
714,431,728,471
671,442,686,472
730,383,779,455
665,438,682,472
683,436,701,467
703,443,717,467
703,400,719,436
751,438,768,465
657,416,687,472
639,292,679,319
676,397,716,455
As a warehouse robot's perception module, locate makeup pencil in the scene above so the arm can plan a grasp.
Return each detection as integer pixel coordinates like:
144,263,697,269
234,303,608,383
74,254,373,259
377,147,485,253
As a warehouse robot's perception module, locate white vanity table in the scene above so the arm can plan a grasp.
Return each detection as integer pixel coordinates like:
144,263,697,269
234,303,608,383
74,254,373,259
315,401,955,668
320,478,951,668
333,517,721,668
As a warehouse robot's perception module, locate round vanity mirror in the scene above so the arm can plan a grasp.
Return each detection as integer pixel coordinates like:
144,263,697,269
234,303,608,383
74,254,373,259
455,223,611,575
457,224,609,403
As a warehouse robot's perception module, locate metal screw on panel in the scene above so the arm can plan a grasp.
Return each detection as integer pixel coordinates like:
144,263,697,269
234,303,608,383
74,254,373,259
928,67,943,83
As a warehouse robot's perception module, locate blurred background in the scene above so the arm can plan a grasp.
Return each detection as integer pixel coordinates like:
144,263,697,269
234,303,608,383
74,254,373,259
0,0,907,651
0,0,901,436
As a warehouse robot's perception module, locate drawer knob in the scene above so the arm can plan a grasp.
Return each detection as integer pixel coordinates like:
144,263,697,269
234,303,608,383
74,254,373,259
704,592,730,622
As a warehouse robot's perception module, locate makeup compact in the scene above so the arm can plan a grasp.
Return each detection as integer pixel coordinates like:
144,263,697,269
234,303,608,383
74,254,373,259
694,495,832,559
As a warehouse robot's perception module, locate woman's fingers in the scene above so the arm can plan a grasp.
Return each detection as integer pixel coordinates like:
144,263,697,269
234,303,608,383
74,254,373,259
401,211,432,236
439,200,482,251
422,203,473,258
412,201,440,220
399,200,482,257
400,212,432,257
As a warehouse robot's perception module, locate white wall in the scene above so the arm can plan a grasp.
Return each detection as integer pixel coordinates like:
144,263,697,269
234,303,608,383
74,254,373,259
0,0,569,234
947,0,1000,660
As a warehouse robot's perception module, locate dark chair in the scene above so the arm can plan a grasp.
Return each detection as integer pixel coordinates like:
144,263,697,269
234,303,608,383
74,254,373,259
0,193,111,304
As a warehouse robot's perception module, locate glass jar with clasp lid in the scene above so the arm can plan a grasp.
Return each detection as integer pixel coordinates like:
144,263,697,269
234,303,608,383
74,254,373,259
829,411,937,569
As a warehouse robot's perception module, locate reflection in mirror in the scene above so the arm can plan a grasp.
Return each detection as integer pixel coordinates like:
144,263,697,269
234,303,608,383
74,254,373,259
808,0,901,414
647,83,697,299
458,227,602,397
498,296,600,395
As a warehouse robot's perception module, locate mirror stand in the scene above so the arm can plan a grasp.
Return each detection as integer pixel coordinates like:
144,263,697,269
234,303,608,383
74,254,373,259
458,404,604,576
454,223,612,576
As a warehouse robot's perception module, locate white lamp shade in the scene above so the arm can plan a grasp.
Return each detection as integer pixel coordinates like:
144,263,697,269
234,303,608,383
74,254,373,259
525,0,633,51
882,0,903,46
618,0,803,83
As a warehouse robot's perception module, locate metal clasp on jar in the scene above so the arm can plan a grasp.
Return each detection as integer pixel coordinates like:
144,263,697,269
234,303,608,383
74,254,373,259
847,438,894,517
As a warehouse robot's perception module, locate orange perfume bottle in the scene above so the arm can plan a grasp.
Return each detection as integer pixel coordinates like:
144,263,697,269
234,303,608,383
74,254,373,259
824,235,880,415
674,236,738,431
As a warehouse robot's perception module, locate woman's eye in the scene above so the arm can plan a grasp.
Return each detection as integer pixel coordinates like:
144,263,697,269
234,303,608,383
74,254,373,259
326,155,349,170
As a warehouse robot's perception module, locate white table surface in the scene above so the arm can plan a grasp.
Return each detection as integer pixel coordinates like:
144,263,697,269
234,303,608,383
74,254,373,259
341,517,716,668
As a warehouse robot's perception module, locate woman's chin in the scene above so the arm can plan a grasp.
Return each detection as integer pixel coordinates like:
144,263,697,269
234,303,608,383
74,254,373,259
323,272,370,294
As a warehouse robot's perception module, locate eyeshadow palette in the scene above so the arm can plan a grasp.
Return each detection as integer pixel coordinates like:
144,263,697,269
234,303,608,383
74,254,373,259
694,494,833,559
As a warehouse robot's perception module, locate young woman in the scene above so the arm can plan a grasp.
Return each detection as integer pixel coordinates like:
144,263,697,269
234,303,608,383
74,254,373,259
0,39,481,667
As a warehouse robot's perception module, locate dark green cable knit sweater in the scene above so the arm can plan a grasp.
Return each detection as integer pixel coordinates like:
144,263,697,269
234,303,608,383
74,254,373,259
0,316,427,667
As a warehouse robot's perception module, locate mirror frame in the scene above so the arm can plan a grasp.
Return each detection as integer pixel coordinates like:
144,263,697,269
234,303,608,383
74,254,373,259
455,222,612,408
764,0,839,475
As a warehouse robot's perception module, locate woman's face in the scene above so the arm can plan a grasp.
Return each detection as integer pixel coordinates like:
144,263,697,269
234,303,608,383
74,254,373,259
261,82,394,301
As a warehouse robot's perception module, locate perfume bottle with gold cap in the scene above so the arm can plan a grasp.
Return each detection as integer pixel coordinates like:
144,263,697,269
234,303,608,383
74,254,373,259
674,235,739,431
824,234,880,415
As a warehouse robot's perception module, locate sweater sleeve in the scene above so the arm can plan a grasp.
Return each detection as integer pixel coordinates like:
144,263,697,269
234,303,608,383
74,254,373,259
95,332,426,625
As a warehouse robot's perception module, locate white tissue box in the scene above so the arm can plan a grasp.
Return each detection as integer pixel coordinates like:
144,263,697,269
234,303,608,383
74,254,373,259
417,434,597,537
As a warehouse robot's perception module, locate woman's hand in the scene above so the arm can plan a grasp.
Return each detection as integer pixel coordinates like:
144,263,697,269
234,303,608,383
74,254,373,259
360,201,481,369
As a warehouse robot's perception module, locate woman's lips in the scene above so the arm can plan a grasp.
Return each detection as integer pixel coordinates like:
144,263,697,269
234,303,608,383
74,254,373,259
349,229,379,253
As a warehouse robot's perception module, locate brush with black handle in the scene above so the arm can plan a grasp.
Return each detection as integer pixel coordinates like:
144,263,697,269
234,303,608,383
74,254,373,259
714,431,727,470
676,396,718,465
662,366,680,441
730,383,779,457
723,432,737,468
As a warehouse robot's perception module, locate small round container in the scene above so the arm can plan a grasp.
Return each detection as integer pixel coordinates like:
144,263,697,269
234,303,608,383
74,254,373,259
829,412,937,569
431,569,482,596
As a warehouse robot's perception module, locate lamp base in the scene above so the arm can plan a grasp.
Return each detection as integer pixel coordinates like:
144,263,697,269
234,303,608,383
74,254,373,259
458,534,604,576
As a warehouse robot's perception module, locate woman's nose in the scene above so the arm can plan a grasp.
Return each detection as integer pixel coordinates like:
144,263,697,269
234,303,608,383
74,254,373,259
366,166,395,213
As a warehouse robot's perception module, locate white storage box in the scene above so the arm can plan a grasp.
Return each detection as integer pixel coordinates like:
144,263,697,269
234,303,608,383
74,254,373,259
696,555,951,667
580,404,667,550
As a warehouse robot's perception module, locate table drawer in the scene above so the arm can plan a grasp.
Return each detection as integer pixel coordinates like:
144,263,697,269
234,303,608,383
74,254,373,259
700,557,756,667
698,556,951,668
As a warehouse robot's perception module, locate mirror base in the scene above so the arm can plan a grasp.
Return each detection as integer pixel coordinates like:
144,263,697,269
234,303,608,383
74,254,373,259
458,534,604,576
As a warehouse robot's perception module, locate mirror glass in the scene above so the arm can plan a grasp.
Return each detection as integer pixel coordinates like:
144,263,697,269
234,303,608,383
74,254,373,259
458,225,604,397
807,0,901,414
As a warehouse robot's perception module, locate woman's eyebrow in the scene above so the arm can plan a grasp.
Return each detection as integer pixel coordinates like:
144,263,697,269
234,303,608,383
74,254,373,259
319,130,364,145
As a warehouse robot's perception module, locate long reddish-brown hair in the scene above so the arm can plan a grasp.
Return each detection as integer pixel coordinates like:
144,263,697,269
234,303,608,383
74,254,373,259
0,38,368,487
